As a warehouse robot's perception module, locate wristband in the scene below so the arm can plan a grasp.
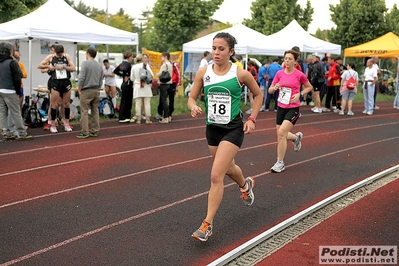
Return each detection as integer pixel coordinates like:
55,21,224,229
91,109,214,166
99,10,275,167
248,116,256,123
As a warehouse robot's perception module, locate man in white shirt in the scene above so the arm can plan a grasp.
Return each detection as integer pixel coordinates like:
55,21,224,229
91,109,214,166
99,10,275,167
363,58,378,115
371,56,381,109
199,51,211,69
103,59,117,109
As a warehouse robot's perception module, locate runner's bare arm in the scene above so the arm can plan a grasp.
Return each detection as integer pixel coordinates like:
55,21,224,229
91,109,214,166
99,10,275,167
187,67,206,117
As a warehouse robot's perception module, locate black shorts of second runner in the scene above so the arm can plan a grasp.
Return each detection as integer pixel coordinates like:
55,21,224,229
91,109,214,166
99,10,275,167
206,123,244,148
276,106,300,126
51,79,72,95
311,81,324,92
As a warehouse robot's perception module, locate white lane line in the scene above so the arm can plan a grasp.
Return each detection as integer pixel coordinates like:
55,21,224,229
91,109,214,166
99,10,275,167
1,121,398,209
0,113,389,157
1,136,398,265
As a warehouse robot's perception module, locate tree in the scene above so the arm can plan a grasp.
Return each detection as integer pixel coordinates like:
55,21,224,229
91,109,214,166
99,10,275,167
149,0,223,52
385,4,399,36
243,0,313,35
328,0,388,50
0,0,45,23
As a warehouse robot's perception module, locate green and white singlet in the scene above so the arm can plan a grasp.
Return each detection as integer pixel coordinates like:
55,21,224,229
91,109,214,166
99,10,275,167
203,63,243,127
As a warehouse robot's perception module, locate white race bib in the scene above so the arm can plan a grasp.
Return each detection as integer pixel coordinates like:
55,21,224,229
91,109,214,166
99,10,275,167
207,92,231,124
56,69,67,79
278,87,292,105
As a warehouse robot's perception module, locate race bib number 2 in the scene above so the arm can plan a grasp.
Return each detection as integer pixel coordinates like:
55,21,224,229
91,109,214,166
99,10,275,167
207,92,231,124
278,87,292,105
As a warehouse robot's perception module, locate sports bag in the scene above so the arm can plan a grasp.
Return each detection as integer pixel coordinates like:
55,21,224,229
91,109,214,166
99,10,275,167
346,72,356,90
159,63,171,83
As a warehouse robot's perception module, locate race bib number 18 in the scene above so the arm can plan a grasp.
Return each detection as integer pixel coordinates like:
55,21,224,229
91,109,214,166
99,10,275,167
207,92,231,124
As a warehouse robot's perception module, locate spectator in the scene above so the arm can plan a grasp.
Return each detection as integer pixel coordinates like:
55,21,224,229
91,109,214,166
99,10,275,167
233,54,243,69
245,60,258,114
257,61,269,111
131,53,154,124
168,59,181,122
103,59,117,109
363,58,378,115
76,47,103,138
265,58,282,112
156,52,172,124
320,56,329,104
0,42,32,140
371,56,381,110
199,51,211,68
339,62,359,116
324,56,341,112
114,51,134,123
308,54,325,113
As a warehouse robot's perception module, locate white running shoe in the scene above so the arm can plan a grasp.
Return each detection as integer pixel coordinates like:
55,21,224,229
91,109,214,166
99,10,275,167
293,132,303,152
339,110,344,115
50,125,58,133
347,111,354,116
271,160,285,173
245,108,252,114
64,124,73,132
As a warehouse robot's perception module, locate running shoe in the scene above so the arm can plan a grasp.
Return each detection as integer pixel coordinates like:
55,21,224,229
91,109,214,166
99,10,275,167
16,135,33,141
192,219,213,242
293,132,303,152
119,119,130,123
240,177,255,206
339,110,344,115
312,108,322,113
347,111,354,116
3,135,16,140
374,106,380,110
89,132,98,137
43,123,51,130
64,124,73,132
362,110,367,114
271,160,285,173
50,125,58,133
76,133,89,139
367,111,373,115
245,108,252,114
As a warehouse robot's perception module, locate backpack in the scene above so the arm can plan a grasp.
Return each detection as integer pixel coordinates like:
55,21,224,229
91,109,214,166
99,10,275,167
139,64,153,84
346,72,357,90
98,97,115,118
24,104,44,128
171,62,180,85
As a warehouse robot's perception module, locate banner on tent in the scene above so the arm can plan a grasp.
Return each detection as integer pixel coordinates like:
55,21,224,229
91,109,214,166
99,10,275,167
142,49,182,79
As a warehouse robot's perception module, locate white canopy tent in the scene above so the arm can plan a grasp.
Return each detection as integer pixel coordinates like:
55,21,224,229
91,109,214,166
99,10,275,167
261,20,342,55
0,0,138,95
183,24,281,57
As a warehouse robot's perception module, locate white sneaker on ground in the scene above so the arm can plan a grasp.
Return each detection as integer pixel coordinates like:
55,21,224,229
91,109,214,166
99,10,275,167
374,106,380,110
347,111,354,116
367,111,373,115
339,110,344,115
245,108,252,114
64,124,73,132
312,108,322,113
50,125,58,133
271,160,285,173
362,110,367,114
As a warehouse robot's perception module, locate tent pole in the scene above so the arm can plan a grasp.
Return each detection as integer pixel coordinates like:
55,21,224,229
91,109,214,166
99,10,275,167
28,37,33,105
245,50,248,104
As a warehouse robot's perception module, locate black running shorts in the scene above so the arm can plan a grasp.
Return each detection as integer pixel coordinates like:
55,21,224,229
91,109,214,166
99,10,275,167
206,123,244,148
276,107,300,126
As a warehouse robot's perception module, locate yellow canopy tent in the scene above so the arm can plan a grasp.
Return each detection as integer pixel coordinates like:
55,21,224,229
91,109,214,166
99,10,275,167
344,32,399,58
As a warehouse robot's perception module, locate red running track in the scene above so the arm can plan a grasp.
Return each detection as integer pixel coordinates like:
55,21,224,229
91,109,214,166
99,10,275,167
259,177,399,266
0,102,398,265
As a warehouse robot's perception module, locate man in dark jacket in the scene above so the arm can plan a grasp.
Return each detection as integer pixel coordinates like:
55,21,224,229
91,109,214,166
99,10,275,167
0,42,32,140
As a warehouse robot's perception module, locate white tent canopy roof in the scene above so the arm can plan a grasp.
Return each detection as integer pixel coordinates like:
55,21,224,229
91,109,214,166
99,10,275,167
262,20,342,55
0,0,138,45
182,20,341,56
182,24,281,56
